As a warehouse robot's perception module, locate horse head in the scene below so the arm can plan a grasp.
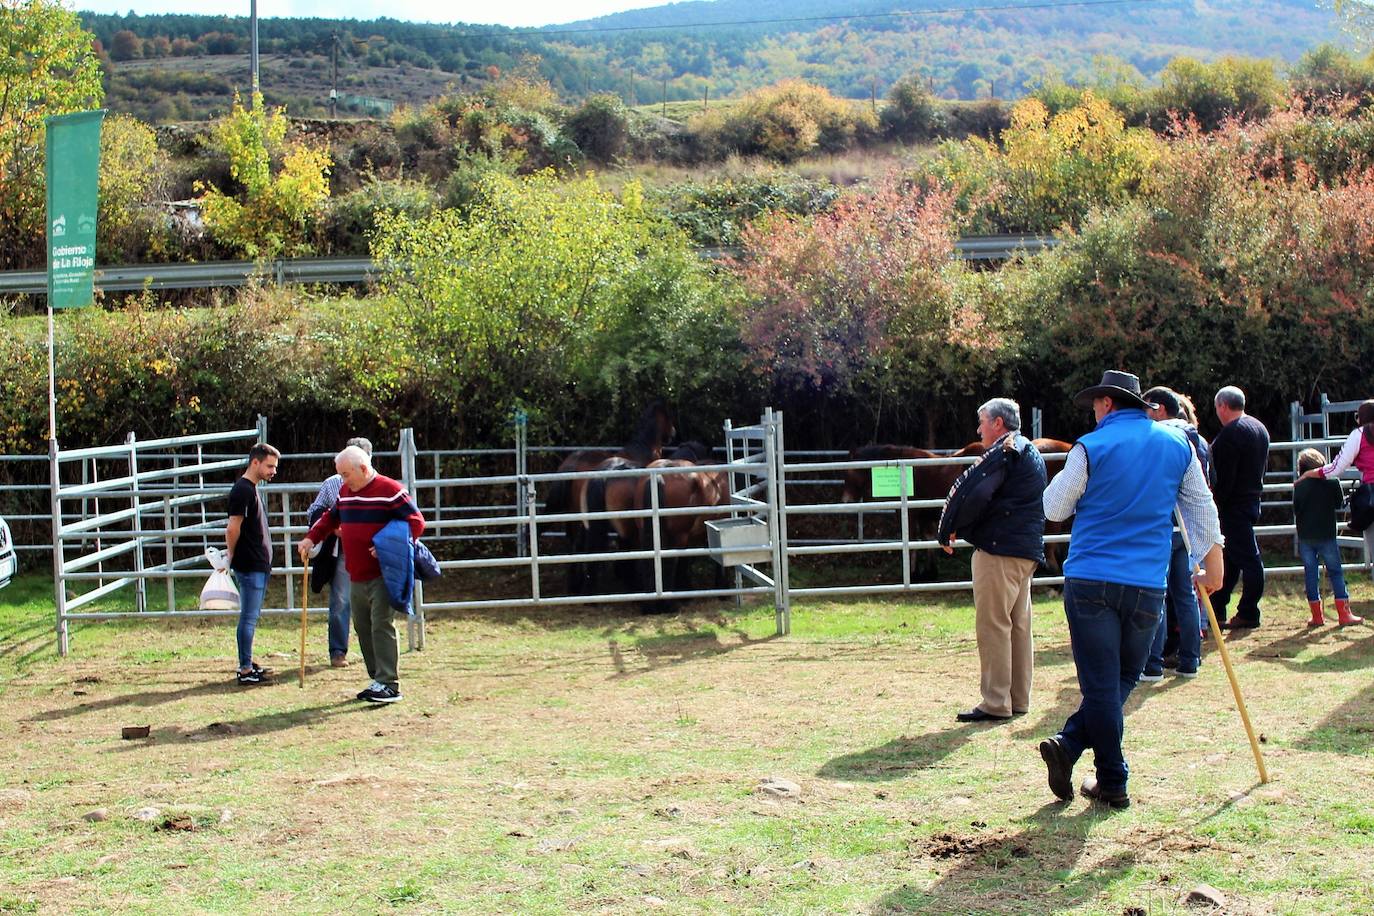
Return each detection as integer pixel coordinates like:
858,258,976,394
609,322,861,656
629,399,677,462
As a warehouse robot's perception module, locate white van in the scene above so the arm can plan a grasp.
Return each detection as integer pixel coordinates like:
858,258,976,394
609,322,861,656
0,516,16,589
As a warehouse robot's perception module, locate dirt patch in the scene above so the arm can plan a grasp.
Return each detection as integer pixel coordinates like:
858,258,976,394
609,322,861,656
922,830,1029,861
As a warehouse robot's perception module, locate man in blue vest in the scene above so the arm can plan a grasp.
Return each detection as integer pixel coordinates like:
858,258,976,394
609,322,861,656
1038,371,1223,809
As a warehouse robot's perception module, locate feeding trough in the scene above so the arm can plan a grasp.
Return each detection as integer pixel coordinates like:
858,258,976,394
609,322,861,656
706,517,771,566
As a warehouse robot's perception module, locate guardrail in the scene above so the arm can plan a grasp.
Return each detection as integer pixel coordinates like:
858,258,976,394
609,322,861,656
0,257,377,296
0,237,1059,296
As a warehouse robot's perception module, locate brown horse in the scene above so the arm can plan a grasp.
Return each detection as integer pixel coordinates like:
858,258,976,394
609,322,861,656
633,442,730,610
545,400,676,594
841,442,985,578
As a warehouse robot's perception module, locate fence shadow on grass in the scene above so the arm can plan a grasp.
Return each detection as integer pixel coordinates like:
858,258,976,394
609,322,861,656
873,801,1136,914
0,613,55,677
606,625,780,680
816,722,983,781
1293,678,1374,755
106,697,374,752
1243,623,1374,673
24,663,339,723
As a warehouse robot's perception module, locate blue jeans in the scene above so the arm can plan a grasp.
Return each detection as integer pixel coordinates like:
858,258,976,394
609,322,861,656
1148,539,1201,673
234,569,269,671
1299,539,1348,602
1056,577,1165,795
327,553,352,657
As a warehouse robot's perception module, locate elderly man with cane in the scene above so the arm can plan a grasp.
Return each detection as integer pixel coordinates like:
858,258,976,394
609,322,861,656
299,445,425,704
1037,371,1223,809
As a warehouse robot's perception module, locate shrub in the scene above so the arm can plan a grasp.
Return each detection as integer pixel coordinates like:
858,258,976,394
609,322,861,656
196,93,332,259
695,80,878,162
1289,44,1374,111
731,177,1015,441
98,114,173,263
369,172,741,441
645,174,841,247
1151,55,1286,131
562,93,631,164
324,176,438,254
882,75,944,142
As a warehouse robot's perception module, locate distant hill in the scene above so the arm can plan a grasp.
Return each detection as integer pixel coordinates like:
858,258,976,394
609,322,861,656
79,0,1344,122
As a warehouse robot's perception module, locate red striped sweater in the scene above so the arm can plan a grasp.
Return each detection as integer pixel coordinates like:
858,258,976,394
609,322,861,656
305,473,425,582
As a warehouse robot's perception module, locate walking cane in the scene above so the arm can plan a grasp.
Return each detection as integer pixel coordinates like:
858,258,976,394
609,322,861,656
299,565,308,689
1176,508,1269,784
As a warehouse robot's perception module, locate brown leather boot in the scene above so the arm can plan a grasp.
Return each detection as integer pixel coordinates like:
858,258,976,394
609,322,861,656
1308,600,1326,627
1335,599,1364,627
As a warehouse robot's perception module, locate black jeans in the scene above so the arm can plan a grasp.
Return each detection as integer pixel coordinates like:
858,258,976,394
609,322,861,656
1213,499,1264,622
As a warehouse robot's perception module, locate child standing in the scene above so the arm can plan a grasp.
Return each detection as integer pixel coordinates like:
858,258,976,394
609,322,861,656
1293,448,1362,626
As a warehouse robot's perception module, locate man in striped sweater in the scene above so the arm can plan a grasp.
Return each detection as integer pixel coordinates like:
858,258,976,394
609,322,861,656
299,445,425,704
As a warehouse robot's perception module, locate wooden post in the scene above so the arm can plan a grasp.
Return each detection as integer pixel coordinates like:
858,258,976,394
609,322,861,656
299,566,308,688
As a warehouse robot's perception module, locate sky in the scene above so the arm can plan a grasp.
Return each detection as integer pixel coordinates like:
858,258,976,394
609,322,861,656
70,0,680,28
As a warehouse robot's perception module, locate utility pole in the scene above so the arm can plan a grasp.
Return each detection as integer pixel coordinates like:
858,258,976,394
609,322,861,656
329,30,338,118
870,77,877,112
630,68,636,105
662,77,667,117
250,0,260,96
703,85,708,111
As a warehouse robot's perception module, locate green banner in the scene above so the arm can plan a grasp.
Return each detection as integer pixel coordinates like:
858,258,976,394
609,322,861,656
870,466,915,498
45,110,105,309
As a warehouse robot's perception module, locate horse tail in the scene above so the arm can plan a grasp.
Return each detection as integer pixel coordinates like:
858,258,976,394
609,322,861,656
585,475,610,552
547,477,570,516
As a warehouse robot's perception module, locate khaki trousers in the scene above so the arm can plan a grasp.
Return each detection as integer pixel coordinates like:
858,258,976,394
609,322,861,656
971,550,1037,717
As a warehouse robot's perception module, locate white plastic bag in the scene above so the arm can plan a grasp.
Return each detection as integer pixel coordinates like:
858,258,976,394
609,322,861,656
200,547,240,611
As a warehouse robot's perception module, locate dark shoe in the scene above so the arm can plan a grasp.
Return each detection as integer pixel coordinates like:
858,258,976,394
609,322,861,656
362,684,402,704
1039,736,1074,801
1223,616,1260,630
330,653,348,668
956,707,1011,723
1138,668,1164,683
1080,776,1130,809
1168,663,1199,678
356,679,384,700
1160,654,1179,669
237,668,267,686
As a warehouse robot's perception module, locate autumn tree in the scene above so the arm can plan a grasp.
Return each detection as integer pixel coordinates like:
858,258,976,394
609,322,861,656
0,0,104,269
196,92,331,258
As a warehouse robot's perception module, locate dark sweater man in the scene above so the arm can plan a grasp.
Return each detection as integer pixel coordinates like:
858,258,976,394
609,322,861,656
1209,387,1269,628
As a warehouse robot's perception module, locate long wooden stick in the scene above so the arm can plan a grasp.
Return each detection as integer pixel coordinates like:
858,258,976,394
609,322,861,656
299,566,308,689
1176,508,1269,784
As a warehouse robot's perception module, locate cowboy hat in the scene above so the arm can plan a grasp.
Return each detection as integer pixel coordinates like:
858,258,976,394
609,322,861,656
1073,370,1152,410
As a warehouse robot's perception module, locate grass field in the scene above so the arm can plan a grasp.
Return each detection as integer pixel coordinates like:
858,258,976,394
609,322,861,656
3,571,1374,914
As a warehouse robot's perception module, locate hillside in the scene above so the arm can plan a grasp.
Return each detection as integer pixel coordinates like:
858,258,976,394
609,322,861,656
80,0,1345,122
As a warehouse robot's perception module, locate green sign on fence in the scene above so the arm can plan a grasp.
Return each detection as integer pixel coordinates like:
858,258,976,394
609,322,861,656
45,109,105,310
870,466,915,498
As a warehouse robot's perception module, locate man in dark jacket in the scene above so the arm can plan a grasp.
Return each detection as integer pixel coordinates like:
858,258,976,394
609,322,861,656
1210,385,1270,629
938,398,1047,723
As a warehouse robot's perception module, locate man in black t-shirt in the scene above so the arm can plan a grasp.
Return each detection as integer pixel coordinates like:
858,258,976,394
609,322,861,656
1210,386,1270,629
227,443,280,685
